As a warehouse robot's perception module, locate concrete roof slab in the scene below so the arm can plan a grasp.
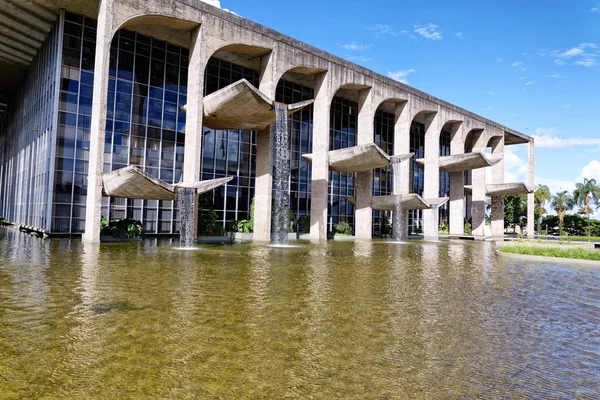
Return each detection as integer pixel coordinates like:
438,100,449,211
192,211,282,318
103,166,233,200
202,79,313,131
346,193,448,211
416,151,502,172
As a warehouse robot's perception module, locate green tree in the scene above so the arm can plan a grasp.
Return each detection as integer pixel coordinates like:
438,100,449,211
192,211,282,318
534,185,551,234
573,178,600,239
504,194,527,233
551,190,575,237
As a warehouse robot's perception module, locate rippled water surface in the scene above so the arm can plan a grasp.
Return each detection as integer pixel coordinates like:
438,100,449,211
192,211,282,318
1,228,599,399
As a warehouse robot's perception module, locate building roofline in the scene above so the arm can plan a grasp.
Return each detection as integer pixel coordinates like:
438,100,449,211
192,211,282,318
180,0,532,141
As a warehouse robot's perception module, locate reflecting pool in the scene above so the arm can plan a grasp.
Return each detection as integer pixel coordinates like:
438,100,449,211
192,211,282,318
1,228,598,398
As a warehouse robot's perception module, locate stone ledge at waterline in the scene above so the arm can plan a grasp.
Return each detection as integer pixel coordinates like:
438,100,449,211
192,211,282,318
229,232,300,242
495,249,600,266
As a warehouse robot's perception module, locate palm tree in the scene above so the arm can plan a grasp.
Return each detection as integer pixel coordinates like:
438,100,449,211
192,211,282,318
573,178,600,238
551,190,574,237
534,185,551,235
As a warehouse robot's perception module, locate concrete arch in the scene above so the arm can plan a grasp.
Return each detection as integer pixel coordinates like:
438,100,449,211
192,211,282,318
464,128,486,152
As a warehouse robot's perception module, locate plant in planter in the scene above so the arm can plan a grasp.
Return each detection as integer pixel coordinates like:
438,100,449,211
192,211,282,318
298,215,310,233
333,221,353,236
288,209,297,233
101,218,143,238
235,220,253,233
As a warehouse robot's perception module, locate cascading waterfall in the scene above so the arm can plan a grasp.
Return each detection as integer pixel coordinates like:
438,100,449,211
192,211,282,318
391,158,406,242
178,188,197,247
271,102,290,244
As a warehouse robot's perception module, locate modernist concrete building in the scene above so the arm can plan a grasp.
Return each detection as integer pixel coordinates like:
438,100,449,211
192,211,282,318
0,0,536,242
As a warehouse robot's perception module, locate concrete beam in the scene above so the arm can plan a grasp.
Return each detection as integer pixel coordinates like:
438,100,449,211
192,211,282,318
0,42,34,63
0,0,54,34
0,34,38,57
0,52,29,66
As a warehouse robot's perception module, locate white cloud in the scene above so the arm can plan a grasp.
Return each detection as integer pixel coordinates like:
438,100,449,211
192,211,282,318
496,58,504,62
388,69,415,84
346,55,372,63
525,81,535,85
504,147,529,183
201,0,221,7
591,4,600,12
579,160,600,181
565,103,572,109
487,91,494,95
559,47,584,58
554,43,599,67
456,32,463,38
518,76,527,80
368,24,399,37
342,43,373,51
533,127,600,148
414,23,442,40
544,74,565,78
511,61,524,67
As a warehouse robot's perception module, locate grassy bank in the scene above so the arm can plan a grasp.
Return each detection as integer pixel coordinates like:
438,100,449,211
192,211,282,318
498,245,600,261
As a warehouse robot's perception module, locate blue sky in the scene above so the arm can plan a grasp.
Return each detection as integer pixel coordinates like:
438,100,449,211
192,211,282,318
216,0,600,206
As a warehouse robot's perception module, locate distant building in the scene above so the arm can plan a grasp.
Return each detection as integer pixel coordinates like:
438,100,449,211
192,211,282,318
0,0,535,241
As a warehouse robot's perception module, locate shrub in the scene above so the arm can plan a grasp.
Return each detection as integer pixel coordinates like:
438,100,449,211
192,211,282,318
298,215,311,233
101,218,143,238
439,221,449,234
235,219,253,234
0,216,7,225
464,221,472,235
288,210,297,233
333,221,353,236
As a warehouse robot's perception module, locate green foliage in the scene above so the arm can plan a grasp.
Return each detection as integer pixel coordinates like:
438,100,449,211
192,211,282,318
573,178,600,238
380,214,392,236
0,216,6,225
333,221,353,236
541,214,600,237
233,220,253,234
464,221,472,235
250,197,255,225
298,215,311,233
439,221,449,234
289,209,296,233
198,209,226,236
551,190,575,236
498,245,600,261
100,218,143,238
504,194,527,233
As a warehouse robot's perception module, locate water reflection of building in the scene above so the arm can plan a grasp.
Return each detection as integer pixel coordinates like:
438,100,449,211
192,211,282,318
0,0,535,242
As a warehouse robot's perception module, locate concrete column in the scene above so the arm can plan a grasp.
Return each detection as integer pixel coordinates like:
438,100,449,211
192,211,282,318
253,50,278,241
491,136,505,240
527,139,535,239
393,102,410,239
181,25,207,241
471,132,486,239
309,72,331,240
449,123,464,235
422,112,442,241
83,0,114,243
355,88,374,239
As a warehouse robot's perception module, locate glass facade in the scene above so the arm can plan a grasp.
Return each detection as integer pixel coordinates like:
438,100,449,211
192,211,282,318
329,97,357,233
439,129,451,224
372,109,394,236
409,121,425,230
0,20,61,231
201,57,259,229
